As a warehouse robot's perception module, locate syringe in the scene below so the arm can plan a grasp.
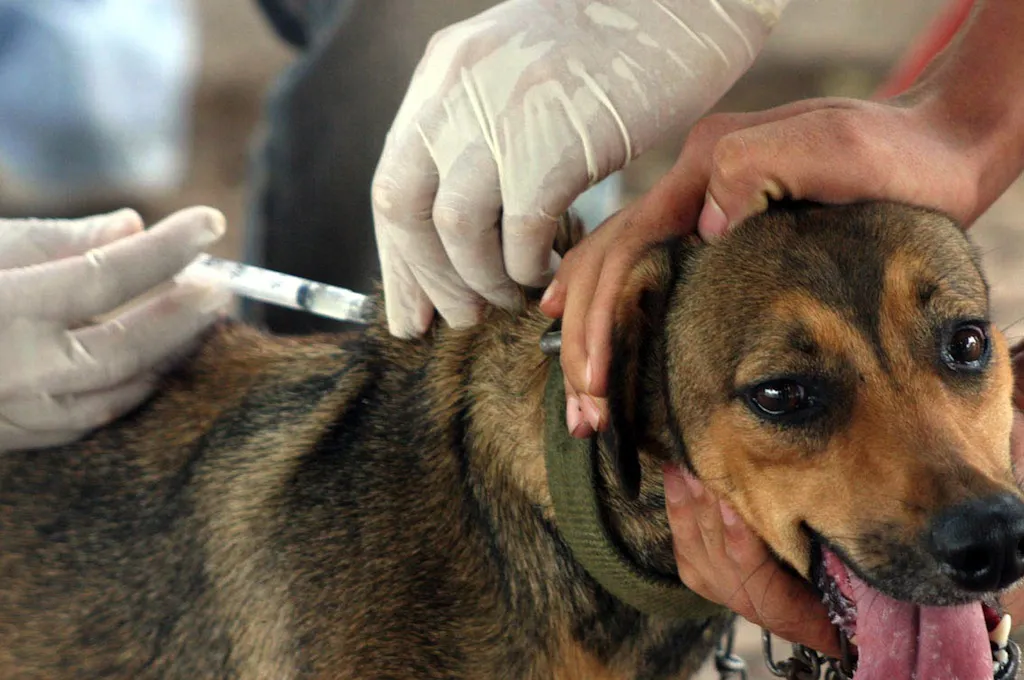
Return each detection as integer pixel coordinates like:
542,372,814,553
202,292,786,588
180,254,373,324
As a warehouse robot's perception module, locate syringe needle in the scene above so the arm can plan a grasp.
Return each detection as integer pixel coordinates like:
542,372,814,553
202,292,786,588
179,254,372,324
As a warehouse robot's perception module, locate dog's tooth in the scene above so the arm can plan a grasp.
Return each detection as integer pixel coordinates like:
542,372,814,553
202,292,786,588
991,614,1012,650
995,648,1010,665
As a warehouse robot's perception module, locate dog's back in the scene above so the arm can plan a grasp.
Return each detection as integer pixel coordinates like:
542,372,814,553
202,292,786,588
0,306,718,679
0,327,366,677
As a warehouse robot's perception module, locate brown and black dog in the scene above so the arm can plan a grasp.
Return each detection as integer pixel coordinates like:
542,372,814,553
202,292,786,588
1,202,1021,680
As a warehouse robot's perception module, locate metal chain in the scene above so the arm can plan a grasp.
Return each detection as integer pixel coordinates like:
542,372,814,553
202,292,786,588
716,623,840,680
759,629,854,680
714,620,748,680
719,610,1022,680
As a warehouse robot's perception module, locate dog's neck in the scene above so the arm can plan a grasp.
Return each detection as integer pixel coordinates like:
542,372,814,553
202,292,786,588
452,305,682,584
346,300,725,673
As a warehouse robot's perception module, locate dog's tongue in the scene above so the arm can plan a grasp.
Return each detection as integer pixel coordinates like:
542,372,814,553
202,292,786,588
825,551,992,679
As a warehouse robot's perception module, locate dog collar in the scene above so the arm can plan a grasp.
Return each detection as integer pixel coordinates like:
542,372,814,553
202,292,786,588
543,359,723,620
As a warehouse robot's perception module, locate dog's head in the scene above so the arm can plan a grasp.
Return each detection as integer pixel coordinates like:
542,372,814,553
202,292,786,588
606,202,1020,679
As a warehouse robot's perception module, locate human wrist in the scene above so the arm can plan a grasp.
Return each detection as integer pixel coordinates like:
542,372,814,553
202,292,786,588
895,0,1024,222
904,82,1024,223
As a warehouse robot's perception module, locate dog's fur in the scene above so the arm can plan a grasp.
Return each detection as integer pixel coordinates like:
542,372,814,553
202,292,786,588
0,202,1017,679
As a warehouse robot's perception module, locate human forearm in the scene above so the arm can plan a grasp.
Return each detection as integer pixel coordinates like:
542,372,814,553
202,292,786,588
546,0,1024,427
905,0,1024,218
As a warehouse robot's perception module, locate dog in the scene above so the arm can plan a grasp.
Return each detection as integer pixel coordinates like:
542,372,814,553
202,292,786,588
1,201,1021,680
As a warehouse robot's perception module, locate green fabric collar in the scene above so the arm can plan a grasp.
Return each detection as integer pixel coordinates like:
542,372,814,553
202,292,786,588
543,360,723,620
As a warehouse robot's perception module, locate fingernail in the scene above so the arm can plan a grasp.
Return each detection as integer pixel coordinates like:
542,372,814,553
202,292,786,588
683,472,704,500
663,466,690,504
441,300,484,330
566,396,581,433
720,500,739,527
572,421,594,439
197,210,227,246
104,208,143,238
540,279,562,307
581,394,602,431
697,193,728,242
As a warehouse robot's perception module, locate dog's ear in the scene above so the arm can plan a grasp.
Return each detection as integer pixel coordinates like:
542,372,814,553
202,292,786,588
602,243,677,501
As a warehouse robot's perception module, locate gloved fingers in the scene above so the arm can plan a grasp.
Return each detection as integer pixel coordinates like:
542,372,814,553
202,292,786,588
0,206,225,323
408,257,487,332
0,373,156,440
35,280,231,398
502,162,588,289
0,208,144,270
433,146,519,310
373,135,442,337
373,137,484,332
501,212,563,290
378,236,436,339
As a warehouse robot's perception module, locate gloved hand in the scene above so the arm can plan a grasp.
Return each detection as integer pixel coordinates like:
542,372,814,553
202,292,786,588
0,206,232,452
372,0,789,337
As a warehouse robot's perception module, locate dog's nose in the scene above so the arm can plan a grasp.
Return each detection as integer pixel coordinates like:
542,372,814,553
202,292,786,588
929,494,1024,592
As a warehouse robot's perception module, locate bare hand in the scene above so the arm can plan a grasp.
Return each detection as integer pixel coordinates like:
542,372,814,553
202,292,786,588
663,465,842,657
542,96,1008,436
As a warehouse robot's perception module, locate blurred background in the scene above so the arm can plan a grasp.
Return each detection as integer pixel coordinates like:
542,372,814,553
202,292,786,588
0,1,1020,676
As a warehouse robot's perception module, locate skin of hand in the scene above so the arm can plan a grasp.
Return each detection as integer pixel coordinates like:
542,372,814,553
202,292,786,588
371,0,789,338
540,0,1024,653
0,207,232,452
662,341,1024,657
662,465,842,657
541,0,1024,437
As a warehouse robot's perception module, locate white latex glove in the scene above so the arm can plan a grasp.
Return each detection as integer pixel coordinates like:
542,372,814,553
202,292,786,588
0,206,232,452
372,0,790,337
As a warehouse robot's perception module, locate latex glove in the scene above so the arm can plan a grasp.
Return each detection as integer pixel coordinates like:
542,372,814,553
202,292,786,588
0,207,232,452
372,0,789,337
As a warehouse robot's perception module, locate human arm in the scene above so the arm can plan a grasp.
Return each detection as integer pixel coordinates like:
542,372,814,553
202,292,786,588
562,0,1024,650
0,207,231,452
371,0,791,338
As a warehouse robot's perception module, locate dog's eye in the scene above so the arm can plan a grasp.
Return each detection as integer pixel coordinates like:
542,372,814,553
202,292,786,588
943,322,990,371
747,380,815,418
